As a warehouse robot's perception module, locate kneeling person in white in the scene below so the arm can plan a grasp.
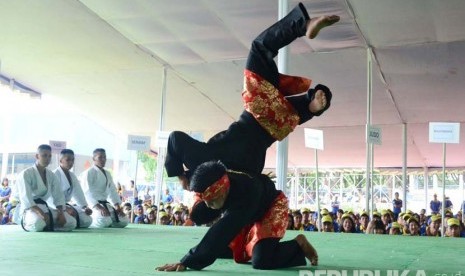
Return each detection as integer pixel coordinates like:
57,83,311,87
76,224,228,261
16,144,77,232
54,149,93,228
80,148,128,228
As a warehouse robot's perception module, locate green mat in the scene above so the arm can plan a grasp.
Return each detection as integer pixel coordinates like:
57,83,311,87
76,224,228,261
0,224,463,276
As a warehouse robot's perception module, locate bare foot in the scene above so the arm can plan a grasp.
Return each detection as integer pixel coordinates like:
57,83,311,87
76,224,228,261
306,15,340,39
308,90,327,113
295,234,318,266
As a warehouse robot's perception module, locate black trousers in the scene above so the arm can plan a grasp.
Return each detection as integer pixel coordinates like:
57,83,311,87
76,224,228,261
164,3,310,179
213,237,306,270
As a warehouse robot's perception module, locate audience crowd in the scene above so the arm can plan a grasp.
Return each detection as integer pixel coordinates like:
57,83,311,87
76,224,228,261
1,175,464,238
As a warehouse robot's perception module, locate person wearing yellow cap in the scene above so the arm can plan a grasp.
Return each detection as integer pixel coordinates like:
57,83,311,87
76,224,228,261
404,217,420,236
340,213,358,233
301,208,313,230
145,208,157,225
425,215,441,237
321,215,334,232
358,212,370,233
389,222,402,235
159,211,170,225
380,210,392,231
171,206,184,226
157,160,323,271
446,218,463,238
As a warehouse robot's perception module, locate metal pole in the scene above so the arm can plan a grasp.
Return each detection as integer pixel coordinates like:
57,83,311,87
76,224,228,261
370,143,374,216
131,151,139,223
441,143,446,237
402,123,408,212
315,149,320,232
155,66,167,224
424,167,428,213
276,0,289,191
365,48,373,212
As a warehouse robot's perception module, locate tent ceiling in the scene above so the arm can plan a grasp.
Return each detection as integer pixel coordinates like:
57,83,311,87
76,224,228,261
1,0,465,169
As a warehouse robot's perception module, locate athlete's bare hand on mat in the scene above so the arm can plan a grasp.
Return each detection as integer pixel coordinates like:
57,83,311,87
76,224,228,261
156,263,186,272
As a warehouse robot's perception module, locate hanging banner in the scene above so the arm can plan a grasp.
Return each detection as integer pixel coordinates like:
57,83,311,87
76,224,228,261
304,128,324,150
429,122,460,144
127,135,151,151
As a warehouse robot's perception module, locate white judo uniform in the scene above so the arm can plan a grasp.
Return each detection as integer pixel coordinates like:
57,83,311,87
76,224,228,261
15,165,77,232
80,165,128,228
53,167,92,228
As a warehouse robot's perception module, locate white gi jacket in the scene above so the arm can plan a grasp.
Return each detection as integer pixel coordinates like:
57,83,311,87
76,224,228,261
53,166,89,208
16,165,66,214
80,165,121,208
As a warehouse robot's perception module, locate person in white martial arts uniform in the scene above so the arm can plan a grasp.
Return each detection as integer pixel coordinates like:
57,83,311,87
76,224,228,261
15,144,77,232
80,148,128,228
53,149,93,228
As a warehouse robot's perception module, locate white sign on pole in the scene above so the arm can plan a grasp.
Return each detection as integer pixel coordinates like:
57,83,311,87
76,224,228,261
155,131,171,148
367,126,382,145
429,122,460,144
127,135,151,151
304,128,324,150
49,140,67,154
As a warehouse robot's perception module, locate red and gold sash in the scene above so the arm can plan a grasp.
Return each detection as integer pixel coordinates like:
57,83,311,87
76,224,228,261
242,70,311,141
229,192,289,263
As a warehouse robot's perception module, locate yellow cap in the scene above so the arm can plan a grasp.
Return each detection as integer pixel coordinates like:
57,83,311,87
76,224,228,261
159,211,169,218
430,215,441,222
391,222,402,229
448,218,460,227
322,215,333,224
301,208,311,213
402,214,411,221
321,209,329,215
372,212,381,218
407,217,419,225
381,210,390,216
173,207,183,213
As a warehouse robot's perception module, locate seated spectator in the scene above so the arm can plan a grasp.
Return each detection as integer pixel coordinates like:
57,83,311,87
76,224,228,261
287,213,295,230
159,211,170,225
293,210,304,231
358,212,369,233
321,215,334,232
405,217,420,236
171,207,184,226
340,213,357,233
182,209,194,226
0,177,11,205
446,218,463,238
301,208,311,229
381,210,392,232
373,220,386,234
145,208,157,224
389,222,402,235
425,215,441,237
133,204,145,224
